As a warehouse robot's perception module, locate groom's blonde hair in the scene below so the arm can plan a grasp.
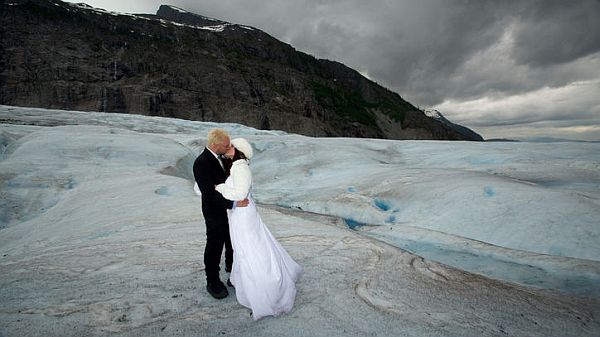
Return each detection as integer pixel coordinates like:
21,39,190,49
207,128,230,146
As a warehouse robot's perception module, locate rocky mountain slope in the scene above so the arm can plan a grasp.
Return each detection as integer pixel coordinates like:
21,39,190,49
0,0,482,140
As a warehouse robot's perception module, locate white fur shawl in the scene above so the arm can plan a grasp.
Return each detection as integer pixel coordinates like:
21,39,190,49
215,159,252,201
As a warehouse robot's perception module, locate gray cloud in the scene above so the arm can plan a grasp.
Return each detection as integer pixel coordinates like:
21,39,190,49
511,0,600,67
67,0,600,140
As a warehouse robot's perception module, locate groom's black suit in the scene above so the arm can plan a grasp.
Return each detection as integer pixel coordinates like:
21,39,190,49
193,148,234,283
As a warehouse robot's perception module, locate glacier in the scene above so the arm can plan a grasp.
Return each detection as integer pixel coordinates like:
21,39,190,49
1,105,599,336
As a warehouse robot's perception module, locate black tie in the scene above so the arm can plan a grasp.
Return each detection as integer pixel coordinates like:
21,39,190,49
217,155,225,170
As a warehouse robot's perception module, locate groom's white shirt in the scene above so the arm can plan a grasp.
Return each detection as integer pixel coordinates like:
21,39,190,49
207,147,224,169
215,159,252,201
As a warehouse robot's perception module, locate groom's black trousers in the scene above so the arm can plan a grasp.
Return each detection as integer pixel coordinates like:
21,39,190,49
204,217,233,282
193,148,234,284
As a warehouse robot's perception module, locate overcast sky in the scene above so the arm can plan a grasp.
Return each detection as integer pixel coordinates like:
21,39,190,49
64,0,600,141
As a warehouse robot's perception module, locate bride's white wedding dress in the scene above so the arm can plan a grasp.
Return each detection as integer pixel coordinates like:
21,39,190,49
216,159,302,320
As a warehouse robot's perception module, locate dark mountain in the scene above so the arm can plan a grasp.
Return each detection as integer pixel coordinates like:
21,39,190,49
0,0,482,140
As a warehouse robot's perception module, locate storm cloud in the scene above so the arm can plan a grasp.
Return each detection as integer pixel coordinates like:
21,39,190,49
65,0,600,140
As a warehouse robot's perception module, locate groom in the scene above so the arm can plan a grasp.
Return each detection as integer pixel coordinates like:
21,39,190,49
193,128,248,299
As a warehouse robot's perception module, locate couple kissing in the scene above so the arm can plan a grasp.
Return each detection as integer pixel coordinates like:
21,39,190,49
193,128,302,320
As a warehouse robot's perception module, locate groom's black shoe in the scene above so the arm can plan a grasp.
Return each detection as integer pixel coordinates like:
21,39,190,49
227,278,234,288
207,280,228,299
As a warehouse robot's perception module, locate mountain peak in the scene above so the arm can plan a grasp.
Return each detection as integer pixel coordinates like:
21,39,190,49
424,108,444,120
424,109,484,141
156,4,228,27
161,5,189,14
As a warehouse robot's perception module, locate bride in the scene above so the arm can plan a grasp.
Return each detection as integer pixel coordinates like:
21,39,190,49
215,138,302,320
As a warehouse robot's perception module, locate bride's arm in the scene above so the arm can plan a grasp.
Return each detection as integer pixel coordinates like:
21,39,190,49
215,161,252,201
